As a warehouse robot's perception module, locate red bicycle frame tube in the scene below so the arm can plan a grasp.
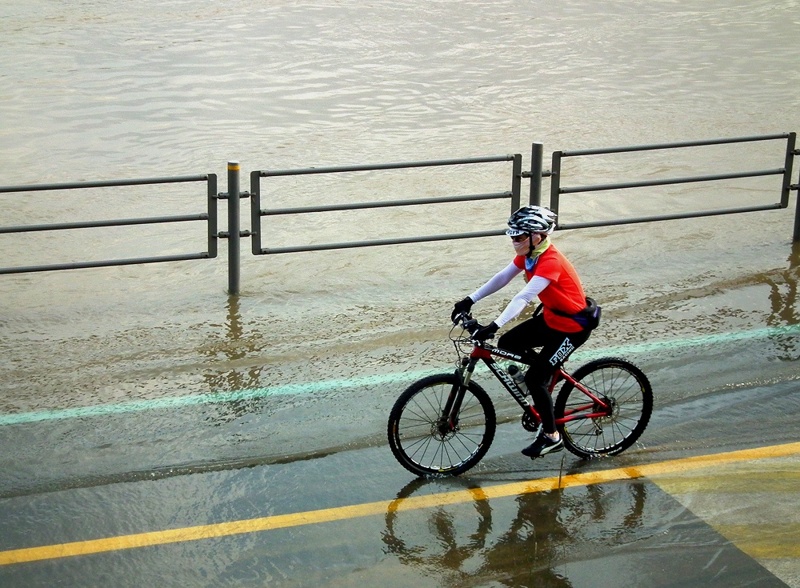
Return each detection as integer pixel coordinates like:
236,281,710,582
468,341,611,424
550,369,612,424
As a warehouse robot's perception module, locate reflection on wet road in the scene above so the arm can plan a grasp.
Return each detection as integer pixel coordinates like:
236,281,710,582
384,444,800,587
1,438,798,587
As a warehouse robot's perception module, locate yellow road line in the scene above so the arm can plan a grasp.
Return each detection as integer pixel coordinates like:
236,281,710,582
3,441,800,566
651,452,800,563
714,524,800,559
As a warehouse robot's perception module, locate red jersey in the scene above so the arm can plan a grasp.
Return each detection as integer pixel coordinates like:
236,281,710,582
513,244,586,332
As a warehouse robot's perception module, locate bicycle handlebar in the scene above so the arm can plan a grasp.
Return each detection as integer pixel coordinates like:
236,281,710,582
453,312,478,333
453,312,497,346
451,312,524,362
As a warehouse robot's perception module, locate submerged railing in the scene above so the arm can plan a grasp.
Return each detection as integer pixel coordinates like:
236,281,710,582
0,175,218,275
0,133,797,294
249,154,524,255
549,133,796,231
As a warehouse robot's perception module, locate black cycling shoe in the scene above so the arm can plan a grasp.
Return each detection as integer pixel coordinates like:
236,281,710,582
521,434,563,458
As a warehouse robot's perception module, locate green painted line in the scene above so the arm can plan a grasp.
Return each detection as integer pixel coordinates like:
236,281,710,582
1,323,798,427
0,370,437,427
590,323,800,357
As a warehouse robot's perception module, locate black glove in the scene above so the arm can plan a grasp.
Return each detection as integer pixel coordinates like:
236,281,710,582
472,321,499,341
451,296,474,323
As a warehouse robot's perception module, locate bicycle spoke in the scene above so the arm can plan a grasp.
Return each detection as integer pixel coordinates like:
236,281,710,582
388,374,496,476
555,358,653,459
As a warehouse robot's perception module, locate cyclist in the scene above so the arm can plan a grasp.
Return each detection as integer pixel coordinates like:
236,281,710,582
450,205,596,459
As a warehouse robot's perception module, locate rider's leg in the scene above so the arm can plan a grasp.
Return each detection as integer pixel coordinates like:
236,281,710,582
521,325,591,458
526,325,592,433
498,315,553,424
496,315,544,361
525,354,558,434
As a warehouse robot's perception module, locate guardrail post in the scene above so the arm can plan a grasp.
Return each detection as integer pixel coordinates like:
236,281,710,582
250,171,262,255
794,162,800,242
788,134,800,242
511,154,522,212
549,151,562,217
529,142,543,206
227,161,241,295
207,173,218,259
780,132,796,208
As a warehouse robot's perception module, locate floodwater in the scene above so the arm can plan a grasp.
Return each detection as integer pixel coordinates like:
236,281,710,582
0,0,799,584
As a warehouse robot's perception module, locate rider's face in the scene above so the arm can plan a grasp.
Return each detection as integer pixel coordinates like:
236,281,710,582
511,234,530,255
511,233,542,255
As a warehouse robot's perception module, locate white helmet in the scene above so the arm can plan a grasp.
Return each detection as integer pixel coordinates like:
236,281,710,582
506,206,557,236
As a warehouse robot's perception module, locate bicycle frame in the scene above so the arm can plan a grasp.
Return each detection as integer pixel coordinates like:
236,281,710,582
451,341,613,427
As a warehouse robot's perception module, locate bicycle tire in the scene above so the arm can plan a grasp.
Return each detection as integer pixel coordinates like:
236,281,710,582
554,357,652,459
388,373,496,476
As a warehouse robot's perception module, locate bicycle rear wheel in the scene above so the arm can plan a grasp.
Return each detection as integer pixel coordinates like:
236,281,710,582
388,373,496,476
554,357,652,459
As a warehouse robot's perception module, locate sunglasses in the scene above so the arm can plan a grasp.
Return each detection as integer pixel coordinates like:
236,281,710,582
510,234,529,243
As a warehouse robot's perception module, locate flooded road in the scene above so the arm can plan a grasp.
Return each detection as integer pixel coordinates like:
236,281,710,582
1,248,799,585
2,0,800,585
2,240,798,499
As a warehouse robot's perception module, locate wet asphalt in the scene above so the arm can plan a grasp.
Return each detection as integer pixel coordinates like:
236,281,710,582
1,377,798,587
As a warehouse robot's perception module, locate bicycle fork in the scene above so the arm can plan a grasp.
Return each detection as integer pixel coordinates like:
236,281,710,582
439,357,476,433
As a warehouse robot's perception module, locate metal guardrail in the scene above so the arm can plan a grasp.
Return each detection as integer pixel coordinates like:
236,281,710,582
0,175,218,275
1,133,798,294
248,155,525,256
549,133,797,233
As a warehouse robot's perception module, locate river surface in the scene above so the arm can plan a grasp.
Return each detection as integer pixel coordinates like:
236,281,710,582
0,0,799,492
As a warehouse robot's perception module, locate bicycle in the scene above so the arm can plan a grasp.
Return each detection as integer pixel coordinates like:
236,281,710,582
387,312,653,476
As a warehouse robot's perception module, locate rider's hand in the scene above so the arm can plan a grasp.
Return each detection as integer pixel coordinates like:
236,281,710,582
451,296,474,323
472,321,499,341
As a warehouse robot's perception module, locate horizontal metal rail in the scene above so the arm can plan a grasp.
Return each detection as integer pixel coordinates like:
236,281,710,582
0,253,212,275
0,214,208,234
256,155,517,177
261,191,510,216
558,133,791,157
263,230,505,255
0,175,210,194
251,155,523,255
557,203,784,231
560,168,785,195
0,174,218,275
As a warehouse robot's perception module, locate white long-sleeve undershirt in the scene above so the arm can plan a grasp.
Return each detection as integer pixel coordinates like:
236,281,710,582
469,261,551,328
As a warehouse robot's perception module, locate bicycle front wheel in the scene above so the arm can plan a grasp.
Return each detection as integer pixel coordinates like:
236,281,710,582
555,357,652,459
387,373,496,477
